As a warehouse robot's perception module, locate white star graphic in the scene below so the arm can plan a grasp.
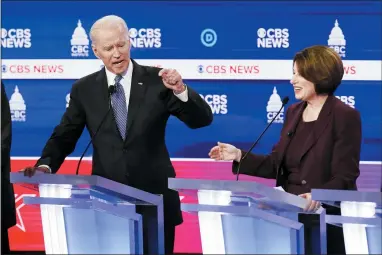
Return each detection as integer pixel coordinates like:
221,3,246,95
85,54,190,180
14,193,37,232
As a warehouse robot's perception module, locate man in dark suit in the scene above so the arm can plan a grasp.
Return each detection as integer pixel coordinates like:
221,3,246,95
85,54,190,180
23,15,213,254
1,81,16,254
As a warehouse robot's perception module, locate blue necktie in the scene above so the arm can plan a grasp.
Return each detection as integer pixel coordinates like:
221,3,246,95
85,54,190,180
111,75,128,140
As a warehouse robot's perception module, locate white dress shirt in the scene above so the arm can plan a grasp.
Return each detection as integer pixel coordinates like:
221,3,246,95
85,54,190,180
105,60,133,111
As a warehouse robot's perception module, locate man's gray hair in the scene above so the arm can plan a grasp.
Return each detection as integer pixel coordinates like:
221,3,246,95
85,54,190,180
90,15,129,44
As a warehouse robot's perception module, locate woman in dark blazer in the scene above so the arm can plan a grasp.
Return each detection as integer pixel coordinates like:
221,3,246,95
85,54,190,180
209,45,362,254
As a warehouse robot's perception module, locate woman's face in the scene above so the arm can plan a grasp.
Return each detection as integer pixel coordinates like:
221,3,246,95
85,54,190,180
290,62,317,101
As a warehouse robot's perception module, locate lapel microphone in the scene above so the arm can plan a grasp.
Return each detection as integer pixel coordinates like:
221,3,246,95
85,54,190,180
75,85,116,175
108,85,116,95
235,96,290,181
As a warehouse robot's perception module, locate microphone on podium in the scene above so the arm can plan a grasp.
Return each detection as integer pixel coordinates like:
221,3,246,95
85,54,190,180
235,96,289,181
75,85,116,175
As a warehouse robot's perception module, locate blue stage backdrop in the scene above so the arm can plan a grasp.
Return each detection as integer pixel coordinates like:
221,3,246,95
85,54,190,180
1,0,381,161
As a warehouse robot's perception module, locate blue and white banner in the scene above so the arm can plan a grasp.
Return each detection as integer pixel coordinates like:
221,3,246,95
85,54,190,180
2,59,381,80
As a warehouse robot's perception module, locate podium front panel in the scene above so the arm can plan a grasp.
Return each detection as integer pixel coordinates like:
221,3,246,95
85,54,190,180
11,173,164,255
169,178,326,254
62,207,142,254
312,189,382,255
185,203,305,254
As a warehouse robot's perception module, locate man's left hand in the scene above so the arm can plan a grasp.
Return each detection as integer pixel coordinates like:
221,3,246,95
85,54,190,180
159,68,186,94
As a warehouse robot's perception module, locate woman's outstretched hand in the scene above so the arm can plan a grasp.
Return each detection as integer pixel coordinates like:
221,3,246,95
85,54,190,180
209,142,242,162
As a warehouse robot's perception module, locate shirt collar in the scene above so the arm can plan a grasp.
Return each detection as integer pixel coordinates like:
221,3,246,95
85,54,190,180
105,59,134,86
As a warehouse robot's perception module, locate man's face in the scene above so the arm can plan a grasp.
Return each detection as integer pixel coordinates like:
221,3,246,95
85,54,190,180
92,27,131,75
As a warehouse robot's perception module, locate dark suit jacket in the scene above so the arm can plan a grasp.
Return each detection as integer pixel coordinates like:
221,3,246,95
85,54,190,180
36,60,213,225
233,95,362,194
1,81,16,229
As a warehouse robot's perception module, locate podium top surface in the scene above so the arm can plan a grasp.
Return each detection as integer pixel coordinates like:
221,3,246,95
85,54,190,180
168,178,311,212
311,189,382,206
10,173,162,206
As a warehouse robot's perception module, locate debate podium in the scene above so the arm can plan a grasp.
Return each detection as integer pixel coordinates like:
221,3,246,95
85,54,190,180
10,173,165,254
312,189,382,254
169,178,326,254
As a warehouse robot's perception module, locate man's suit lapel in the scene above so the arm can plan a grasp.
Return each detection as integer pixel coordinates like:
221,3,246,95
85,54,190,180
96,68,110,110
298,95,334,162
125,59,148,142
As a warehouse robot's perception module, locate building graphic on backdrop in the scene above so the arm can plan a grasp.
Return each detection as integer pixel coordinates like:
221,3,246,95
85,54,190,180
9,86,26,122
266,87,284,124
71,20,89,57
328,19,346,58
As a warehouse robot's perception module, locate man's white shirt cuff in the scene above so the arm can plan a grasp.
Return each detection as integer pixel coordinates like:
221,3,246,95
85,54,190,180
173,86,188,102
38,164,52,173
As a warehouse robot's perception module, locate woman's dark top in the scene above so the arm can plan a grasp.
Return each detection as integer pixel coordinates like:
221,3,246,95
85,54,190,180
283,118,316,195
